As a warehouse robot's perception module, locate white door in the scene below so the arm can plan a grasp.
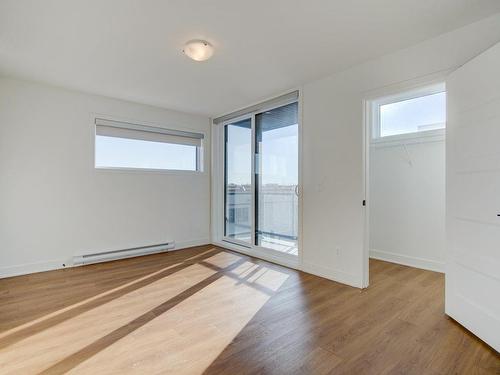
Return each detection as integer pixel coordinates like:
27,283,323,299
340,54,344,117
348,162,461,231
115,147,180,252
446,41,500,351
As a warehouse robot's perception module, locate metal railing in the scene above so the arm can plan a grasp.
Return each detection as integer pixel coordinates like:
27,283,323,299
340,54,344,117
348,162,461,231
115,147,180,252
225,185,298,241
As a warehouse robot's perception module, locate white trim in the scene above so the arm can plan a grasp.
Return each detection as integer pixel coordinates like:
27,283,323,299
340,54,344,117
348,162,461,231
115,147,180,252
301,261,363,288
371,83,446,141
297,86,304,268
213,240,363,288
370,128,445,148
251,113,257,245
373,82,445,107
362,69,452,101
370,249,445,273
0,239,210,279
361,99,370,288
174,238,211,251
0,259,70,279
211,122,224,243
94,166,206,176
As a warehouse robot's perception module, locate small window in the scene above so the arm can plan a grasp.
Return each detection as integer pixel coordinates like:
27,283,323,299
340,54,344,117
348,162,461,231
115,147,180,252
94,118,203,172
373,84,446,139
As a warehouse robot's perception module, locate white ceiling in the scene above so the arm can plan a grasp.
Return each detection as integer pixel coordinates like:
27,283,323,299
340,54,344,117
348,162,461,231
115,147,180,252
1,1,500,117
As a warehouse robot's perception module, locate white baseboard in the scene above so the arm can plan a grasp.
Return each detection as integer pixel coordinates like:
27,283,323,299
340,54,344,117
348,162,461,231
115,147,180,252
212,240,362,288
175,238,211,251
0,259,69,279
0,238,211,279
370,248,445,273
301,261,363,288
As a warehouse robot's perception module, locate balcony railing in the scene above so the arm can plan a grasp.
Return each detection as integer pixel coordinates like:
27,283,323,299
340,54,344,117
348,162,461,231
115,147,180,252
225,184,298,255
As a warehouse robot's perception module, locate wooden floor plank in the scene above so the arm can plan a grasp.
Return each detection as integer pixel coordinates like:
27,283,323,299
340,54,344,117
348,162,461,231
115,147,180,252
0,245,498,374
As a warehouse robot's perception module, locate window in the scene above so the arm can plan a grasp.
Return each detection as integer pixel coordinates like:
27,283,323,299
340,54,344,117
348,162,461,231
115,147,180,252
372,84,446,139
94,118,204,172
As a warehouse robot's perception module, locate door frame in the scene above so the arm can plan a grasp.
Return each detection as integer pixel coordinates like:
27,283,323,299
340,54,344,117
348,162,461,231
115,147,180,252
212,90,303,269
361,72,450,288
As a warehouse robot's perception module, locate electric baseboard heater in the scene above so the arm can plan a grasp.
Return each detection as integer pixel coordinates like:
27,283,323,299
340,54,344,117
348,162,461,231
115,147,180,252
73,242,175,265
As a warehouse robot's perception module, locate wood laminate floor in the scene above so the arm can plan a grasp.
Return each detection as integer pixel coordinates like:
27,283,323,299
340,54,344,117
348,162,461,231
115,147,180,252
0,245,498,374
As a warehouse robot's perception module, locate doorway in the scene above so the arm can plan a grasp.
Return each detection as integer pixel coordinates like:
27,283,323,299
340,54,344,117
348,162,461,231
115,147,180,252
363,82,447,286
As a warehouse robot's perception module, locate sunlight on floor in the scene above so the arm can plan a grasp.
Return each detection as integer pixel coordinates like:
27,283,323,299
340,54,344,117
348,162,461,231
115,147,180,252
0,249,215,341
0,251,290,374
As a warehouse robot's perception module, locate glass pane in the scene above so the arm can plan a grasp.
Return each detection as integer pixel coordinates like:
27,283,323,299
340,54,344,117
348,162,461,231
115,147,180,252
95,135,197,171
224,118,252,243
380,91,446,137
255,102,299,255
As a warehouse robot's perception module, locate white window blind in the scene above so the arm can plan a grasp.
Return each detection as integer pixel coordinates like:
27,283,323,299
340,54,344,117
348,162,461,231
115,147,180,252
95,118,204,147
94,118,204,172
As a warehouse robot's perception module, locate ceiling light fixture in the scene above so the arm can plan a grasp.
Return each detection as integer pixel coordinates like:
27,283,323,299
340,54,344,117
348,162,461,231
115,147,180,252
182,40,214,62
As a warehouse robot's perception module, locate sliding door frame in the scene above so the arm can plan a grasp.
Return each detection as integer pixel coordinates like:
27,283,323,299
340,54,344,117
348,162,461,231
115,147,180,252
221,113,254,249
212,90,303,269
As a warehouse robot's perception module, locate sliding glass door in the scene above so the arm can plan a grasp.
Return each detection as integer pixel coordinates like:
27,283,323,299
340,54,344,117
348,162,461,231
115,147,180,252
255,102,299,255
223,100,299,257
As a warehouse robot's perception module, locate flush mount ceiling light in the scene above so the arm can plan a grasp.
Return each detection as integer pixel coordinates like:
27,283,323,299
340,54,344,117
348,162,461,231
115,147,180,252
182,40,214,62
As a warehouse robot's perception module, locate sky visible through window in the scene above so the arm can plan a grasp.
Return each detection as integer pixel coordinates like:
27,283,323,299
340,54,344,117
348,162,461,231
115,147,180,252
95,136,197,171
259,124,298,185
226,122,298,185
226,122,252,186
380,91,446,137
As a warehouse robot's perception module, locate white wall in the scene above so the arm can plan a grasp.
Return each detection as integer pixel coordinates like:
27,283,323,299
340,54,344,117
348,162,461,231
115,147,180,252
4,15,500,286
301,14,500,287
369,138,446,272
0,77,210,277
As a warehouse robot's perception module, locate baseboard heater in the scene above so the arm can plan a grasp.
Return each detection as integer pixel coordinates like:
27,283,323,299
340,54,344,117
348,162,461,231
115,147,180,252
73,242,175,266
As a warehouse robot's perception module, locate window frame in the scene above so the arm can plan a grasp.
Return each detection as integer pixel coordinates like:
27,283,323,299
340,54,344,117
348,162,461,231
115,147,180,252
222,113,254,247
92,116,206,175
371,83,446,144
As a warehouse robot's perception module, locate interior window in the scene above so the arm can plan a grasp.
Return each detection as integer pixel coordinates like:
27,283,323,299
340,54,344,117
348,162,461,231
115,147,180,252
376,89,446,138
